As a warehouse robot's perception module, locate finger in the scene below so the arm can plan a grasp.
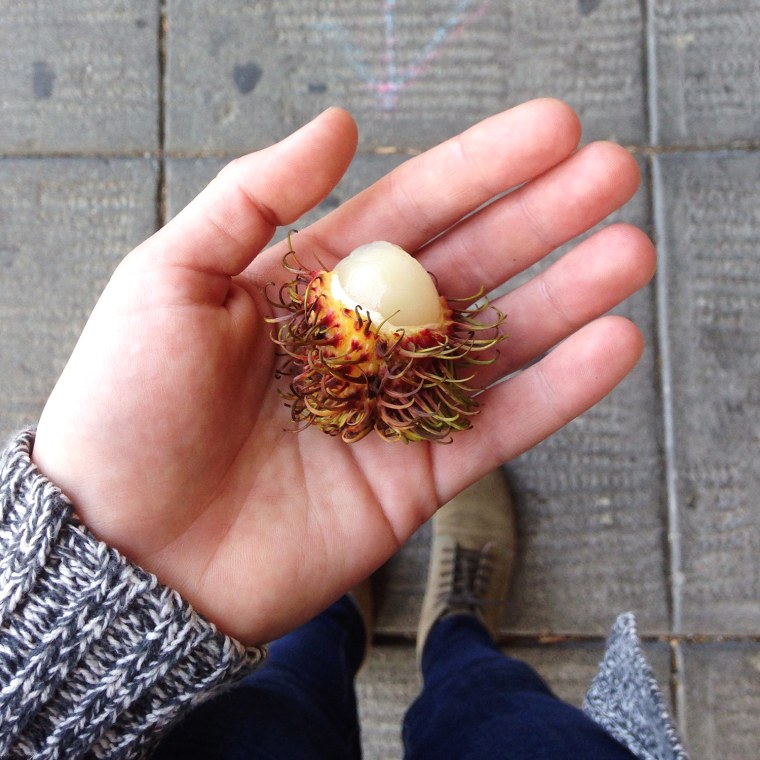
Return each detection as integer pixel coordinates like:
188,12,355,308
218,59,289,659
433,315,644,502
144,108,358,277
288,99,581,265
417,140,641,298
472,223,656,387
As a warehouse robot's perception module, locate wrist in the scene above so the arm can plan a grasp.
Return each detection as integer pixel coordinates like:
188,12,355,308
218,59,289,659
0,429,265,756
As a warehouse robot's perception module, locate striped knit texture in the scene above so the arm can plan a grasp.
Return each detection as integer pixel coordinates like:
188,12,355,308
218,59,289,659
0,430,265,759
584,613,688,760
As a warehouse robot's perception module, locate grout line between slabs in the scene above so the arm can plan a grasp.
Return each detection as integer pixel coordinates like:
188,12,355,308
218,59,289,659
156,0,168,228
644,0,660,149
374,631,760,647
653,156,684,633
654,145,691,754
644,0,688,741
670,637,688,744
5,143,760,163
644,0,684,633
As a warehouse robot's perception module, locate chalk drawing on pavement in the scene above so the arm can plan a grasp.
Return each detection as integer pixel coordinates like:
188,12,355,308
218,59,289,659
314,0,492,111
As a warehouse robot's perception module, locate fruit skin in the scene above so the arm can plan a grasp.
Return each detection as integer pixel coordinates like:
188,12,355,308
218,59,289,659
266,236,506,443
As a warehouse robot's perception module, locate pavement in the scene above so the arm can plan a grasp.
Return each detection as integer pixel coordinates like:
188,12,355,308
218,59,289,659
1,2,758,758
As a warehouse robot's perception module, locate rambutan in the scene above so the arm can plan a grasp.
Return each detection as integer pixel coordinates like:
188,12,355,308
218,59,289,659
266,234,505,443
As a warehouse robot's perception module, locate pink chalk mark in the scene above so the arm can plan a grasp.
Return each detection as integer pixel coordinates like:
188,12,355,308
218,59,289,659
368,0,493,110
411,1,492,83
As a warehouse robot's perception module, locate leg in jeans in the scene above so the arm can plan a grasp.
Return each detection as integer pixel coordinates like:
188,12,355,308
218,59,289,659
151,596,365,760
403,614,637,760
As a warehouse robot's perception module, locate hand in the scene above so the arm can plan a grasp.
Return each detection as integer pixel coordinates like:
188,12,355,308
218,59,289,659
32,102,654,644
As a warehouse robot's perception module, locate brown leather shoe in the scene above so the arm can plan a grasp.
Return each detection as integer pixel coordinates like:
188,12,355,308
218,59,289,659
416,468,517,664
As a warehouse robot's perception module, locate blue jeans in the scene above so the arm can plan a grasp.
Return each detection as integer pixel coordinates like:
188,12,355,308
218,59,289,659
153,597,636,759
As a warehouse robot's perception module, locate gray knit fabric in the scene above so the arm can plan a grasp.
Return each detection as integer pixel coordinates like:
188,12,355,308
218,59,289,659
0,429,265,759
584,613,688,760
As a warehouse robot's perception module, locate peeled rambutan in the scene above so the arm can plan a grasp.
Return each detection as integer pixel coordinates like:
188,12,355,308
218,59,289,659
266,234,505,443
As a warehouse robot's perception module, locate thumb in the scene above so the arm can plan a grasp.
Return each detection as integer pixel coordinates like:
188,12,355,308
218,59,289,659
145,107,358,277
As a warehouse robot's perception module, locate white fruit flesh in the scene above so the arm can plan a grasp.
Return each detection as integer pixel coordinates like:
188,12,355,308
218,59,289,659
332,241,444,329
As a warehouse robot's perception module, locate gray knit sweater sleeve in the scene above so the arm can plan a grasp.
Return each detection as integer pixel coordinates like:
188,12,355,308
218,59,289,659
584,613,688,760
0,429,265,759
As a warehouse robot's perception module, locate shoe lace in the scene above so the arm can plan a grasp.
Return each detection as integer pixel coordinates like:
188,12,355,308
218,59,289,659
436,543,496,617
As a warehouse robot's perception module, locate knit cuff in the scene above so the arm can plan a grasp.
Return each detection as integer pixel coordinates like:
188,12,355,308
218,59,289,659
0,429,265,760
583,612,687,760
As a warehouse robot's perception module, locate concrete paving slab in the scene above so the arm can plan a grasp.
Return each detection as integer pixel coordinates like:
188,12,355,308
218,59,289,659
357,638,672,759
491,0,647,146
654,1,760,145
374,158,669,637
658,152,760,634
373,322,670,642
505,348,669,637
681,641,760,759
0,1,159,153
0,158,158,443
374,519,431,636
165,157,229,220
166,0,646,153
357,644,418,760
491,165,663,639
508,638,673,713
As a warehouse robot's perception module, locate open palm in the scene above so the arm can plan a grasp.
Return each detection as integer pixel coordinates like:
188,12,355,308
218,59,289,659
32,102,654,644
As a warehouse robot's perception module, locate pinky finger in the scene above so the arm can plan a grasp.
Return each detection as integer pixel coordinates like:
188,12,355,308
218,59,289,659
433,315,644,503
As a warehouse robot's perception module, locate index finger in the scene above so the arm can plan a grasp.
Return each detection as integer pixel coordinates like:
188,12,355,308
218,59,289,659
300,98,581,263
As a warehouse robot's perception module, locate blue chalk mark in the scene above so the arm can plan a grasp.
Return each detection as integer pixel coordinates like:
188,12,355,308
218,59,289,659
384,0,398,84
315,0,491,110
